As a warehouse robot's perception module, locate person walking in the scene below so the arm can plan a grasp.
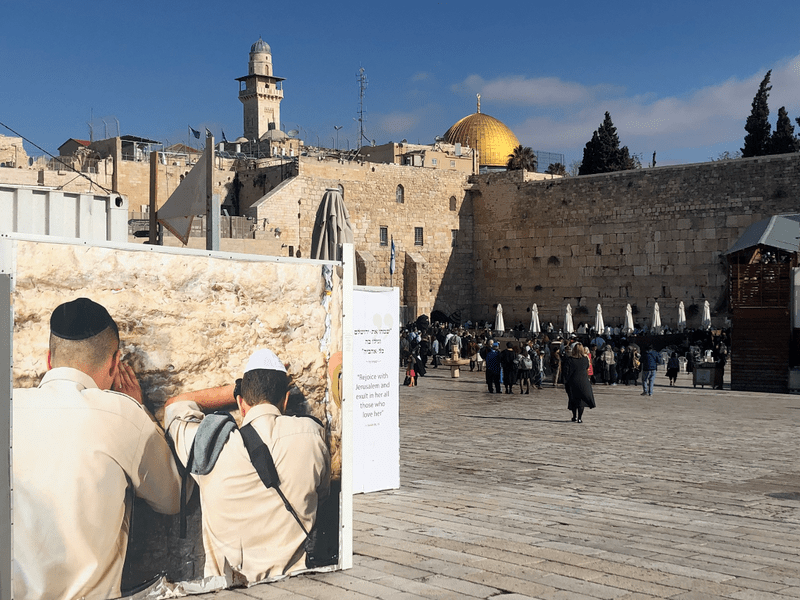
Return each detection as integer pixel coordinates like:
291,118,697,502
666,351,680,386
562,343,596,423
640,344,662,396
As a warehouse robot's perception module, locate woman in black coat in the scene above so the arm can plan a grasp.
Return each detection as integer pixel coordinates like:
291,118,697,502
562,343,596,423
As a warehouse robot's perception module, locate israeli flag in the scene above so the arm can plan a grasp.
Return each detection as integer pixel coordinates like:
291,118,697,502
390,237,395,274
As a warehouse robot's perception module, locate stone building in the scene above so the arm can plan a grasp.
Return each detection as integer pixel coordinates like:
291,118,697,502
237,37,285,141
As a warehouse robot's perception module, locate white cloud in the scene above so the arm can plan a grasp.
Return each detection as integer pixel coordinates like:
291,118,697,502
494,52,800,163
451,74,623,106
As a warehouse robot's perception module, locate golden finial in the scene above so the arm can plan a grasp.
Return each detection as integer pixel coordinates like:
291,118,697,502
477,93,481,114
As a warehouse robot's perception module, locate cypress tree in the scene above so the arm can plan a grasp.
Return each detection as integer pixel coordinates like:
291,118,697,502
768,107,800,154
578,112,635,175
741,71,772,157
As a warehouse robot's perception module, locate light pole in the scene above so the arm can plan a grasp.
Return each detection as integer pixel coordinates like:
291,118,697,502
334,125,343,151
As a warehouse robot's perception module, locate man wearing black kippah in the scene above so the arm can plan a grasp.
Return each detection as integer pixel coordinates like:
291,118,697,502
12,298,182,600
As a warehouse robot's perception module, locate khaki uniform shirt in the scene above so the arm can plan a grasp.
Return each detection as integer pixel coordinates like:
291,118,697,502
166,401,330,582
13,367,182,600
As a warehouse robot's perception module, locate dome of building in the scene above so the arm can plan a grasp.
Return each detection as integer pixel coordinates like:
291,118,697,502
443,95,520,167
250,37,271,54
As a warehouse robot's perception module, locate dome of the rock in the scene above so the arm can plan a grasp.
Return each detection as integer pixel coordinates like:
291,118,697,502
443,98,520,168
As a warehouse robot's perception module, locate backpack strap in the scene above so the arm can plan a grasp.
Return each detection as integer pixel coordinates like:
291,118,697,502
239,423,309,537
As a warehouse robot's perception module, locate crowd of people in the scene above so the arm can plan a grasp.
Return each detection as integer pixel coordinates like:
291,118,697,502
399,320,731,422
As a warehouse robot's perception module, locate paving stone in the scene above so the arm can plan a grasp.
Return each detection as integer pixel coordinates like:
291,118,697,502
185,369,800,600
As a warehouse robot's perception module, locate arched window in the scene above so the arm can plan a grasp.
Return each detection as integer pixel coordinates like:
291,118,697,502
396,184,404,204
449,196,457,211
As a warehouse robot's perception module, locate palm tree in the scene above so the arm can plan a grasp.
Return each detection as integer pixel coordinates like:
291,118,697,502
545,162,566,176
506,145,538,171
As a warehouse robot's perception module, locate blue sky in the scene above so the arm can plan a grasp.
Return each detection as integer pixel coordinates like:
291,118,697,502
2,0,799,168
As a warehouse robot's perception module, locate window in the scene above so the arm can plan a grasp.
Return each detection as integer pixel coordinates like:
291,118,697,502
450,160,456,168
380,226,388,246
451,229,458,247
396,184,404,203
431,158,438,166
414,227,424,246
449,196,457,211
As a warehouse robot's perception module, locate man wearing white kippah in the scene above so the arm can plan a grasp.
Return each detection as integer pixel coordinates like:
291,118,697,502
164,348,330,583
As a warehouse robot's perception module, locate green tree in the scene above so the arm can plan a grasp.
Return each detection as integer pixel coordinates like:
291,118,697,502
506,145,538,171
741,70,772,157
767,106,800,154
578,112,635,175
544,162,566,176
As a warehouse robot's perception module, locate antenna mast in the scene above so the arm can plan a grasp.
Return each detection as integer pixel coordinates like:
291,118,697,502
356,67,369,150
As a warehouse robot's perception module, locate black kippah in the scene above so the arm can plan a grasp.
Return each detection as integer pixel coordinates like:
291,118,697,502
50,298,114,340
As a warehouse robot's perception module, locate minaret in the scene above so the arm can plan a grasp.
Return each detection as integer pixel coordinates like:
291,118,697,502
236,38,285,141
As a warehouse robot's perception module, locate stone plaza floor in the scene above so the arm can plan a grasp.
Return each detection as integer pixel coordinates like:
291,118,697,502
195,366,800,599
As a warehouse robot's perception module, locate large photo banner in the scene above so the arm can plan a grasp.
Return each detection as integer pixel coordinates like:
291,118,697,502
352,286,400,494
4,236,349,598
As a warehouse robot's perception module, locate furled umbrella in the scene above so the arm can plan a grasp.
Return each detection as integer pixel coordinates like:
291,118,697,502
624,303,634,335
702,300,712,330
310,188,354,261
595,304,604,334
530,304,541,334
495,303,505,333
652,302,662,334
564,304,574,335
677,301,687,332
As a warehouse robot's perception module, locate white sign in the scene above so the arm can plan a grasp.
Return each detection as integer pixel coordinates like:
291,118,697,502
352,286,400,493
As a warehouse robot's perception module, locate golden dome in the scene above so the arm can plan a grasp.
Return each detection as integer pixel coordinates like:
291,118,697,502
443,96,520,167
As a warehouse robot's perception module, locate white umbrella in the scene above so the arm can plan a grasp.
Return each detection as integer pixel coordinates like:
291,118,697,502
564,304,574,334
595,304,604,334
677,301,687,332
702,300,712,330
495,304,505,333
652,302,662,334
624,303,634,334
530,304,541,333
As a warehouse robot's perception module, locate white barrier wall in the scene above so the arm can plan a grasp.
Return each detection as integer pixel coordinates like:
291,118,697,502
2,234,351,596
0,185,128,243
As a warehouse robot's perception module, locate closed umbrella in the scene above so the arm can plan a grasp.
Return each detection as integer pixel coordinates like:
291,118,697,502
530,304,540,334
677,301,687,332
595,304,604,334
310,188,354,261
624,303,634,334
564,304,574,334
702,300,712,330
495,304,505,333
652,302,662,334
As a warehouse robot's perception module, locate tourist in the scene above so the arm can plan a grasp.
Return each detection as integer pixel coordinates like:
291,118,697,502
601,344,617,385
562,343,596,423
640,345,662,396
516,346,532,394
405,356,416,387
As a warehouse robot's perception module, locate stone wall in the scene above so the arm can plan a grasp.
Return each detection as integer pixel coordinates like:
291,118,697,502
471,153,800,330
245,157,475,317
9,238,343,587
0,135,28,168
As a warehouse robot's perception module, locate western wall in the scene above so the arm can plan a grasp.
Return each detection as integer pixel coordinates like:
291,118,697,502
469,152,800,330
